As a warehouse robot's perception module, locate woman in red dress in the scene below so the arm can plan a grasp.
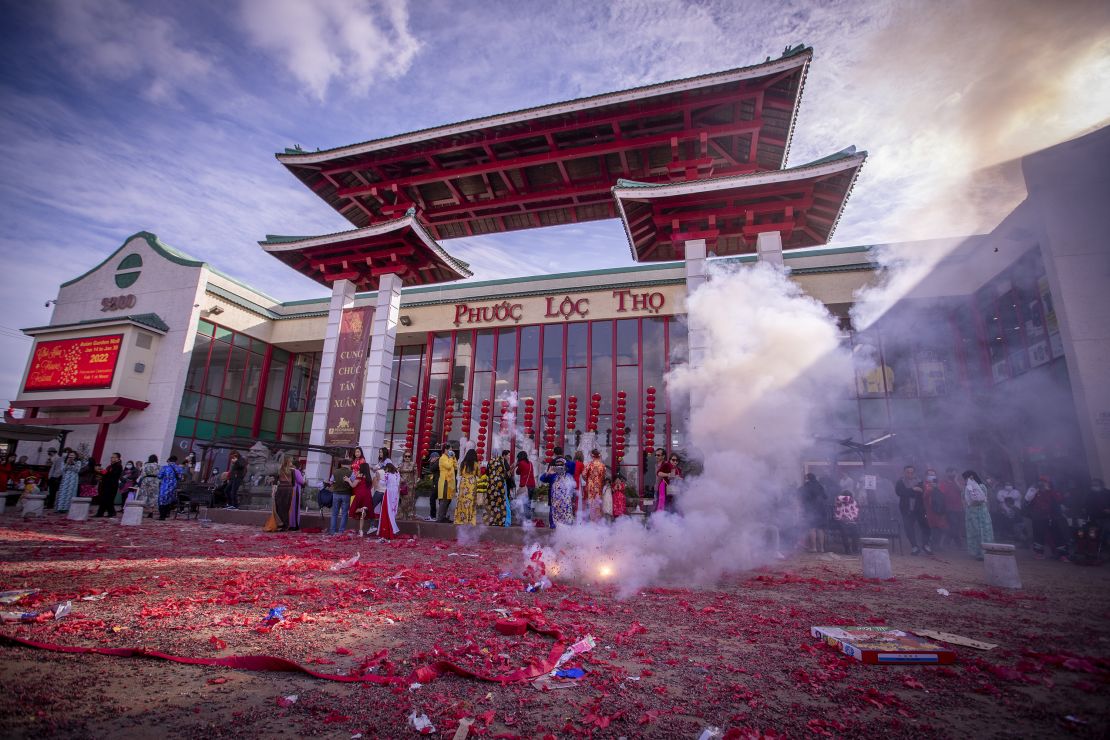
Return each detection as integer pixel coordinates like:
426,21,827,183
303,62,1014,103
611,473,627,518
654,448,675,513
350,461,376,532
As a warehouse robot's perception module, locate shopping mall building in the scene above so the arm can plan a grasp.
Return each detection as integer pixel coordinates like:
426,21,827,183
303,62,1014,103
9,47,1109,493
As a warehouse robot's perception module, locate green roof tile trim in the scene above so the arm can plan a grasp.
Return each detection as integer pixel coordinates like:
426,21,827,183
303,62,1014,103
23,312,170,335
60,231,280,304
61,231,202,288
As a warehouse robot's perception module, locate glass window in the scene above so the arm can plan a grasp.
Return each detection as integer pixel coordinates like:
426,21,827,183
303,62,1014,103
519,326,540,370
243,353,263,405
542,324,564,403
198,394,219,421
889,398,922,429
232,332,252,349
223,346,248,399
286,354,314,411
668,319,688,369
175,417,195,438
196,319,215,336
214,326,232,343
282,411,306,436
397,347,423,408
184,335,211,392
179,391,200,418
452,332,473,403
205,341,229,397
474,329,495,372
566,323,588,367
260,408,280,433
263,354,289,409
432,333,453,362
517,369,538,440
496,327,517,379
616,319,639,365
591,320,613,414
859,398,889,430
642,318,665,393
219,401,239,425
565,367,587,426
427,375,448,445
237,404,256,428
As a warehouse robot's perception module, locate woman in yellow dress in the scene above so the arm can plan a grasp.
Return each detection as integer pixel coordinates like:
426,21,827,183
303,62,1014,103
436,446,456,522
454,449,479,526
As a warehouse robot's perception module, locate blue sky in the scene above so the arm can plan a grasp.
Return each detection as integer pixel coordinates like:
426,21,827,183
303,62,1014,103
0,0,1107,405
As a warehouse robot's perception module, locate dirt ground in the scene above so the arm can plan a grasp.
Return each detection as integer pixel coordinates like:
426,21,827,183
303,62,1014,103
0,514,1107,739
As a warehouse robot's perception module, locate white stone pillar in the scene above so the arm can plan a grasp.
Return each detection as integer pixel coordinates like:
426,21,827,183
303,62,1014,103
307,279,356,484
684,238,709,369
360,273,402,455
755,230,784,269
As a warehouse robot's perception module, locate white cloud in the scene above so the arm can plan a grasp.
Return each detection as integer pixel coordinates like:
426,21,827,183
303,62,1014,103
238,0,422,100
50,0,214,104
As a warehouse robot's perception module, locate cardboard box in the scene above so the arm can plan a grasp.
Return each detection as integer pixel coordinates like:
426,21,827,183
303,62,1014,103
812,626,957,664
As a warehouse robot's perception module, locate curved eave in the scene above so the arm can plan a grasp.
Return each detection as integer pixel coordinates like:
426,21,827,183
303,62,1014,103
276,49,812,166
259,213,472,290
613,149,867,261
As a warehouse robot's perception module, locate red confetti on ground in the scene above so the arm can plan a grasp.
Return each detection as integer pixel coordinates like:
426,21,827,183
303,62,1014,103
0,516,1108,737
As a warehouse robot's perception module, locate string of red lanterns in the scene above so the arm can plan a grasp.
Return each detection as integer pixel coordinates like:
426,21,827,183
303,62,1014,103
613,390,627,462
404,395,417,452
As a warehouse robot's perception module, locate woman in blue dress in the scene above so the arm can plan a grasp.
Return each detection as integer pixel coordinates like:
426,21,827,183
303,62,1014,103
54,451,81,513
157,456,184,520
540,457,576,528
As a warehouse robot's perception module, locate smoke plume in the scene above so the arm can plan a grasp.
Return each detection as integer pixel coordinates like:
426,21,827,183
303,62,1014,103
531,263,852,595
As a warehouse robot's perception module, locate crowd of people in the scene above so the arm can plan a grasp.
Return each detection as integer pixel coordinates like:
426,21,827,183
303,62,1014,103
797,464,1110,563
2,447,201,520
313,443,686,536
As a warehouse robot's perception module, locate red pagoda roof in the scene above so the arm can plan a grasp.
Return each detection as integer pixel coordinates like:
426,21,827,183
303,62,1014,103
612,148,866,261
277,47,812,241
260,210,472,291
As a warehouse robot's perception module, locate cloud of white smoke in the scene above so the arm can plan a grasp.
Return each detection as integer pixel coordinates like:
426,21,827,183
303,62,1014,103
530,262,852,595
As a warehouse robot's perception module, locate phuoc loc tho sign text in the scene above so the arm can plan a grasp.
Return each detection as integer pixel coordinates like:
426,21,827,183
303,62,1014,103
452,290,667,326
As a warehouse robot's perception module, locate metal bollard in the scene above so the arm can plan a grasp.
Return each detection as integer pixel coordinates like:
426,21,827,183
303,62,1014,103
860,537,893,579
982,542,1022,589
67,497,93,521
120,501,144,526
22,493,46,518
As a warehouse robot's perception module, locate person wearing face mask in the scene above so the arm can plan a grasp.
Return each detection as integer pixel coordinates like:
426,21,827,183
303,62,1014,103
436,445,457,522
119,460,139,507
539,456,576,528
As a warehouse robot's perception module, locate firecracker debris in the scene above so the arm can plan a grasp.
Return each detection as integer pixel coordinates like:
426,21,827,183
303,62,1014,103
0,518,1108,738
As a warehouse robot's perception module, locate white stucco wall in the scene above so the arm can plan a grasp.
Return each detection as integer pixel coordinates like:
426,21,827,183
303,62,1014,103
22,233,208,462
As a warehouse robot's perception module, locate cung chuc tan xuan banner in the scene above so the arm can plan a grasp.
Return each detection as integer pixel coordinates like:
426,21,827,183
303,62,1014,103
324,306,374,447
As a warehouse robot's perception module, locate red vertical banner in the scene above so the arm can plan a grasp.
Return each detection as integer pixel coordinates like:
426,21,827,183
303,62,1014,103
324,306,374,447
